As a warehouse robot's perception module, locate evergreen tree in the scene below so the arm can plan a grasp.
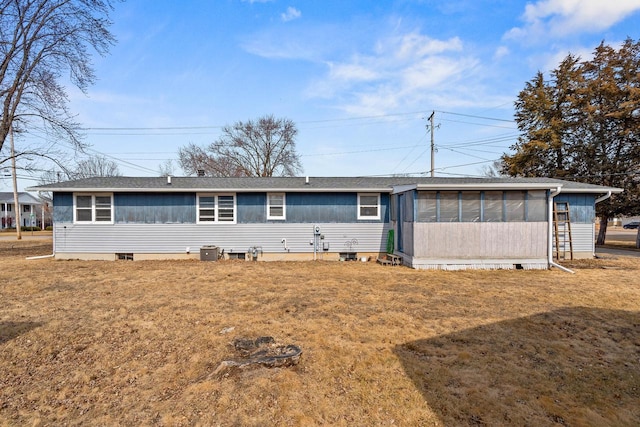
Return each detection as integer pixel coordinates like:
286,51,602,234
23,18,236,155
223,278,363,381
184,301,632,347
502,39,640,246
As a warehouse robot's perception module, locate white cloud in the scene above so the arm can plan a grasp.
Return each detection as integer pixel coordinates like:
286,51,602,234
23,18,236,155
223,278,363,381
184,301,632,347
306,32,481,115
281,6,301,22
507,0,640,39
493,46,510,60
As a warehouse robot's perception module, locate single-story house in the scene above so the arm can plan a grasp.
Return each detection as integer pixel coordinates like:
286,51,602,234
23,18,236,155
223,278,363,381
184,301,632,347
0,192,42,229
27,176,622,269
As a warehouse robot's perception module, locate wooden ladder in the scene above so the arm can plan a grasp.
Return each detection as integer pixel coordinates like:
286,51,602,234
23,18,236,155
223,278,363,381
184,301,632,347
553,202,574,260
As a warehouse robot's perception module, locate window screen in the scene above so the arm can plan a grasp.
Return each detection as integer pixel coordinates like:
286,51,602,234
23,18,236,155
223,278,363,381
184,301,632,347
483,191,503,222
506,191,526,222
95,196,112,222
198,196,216,222
358,194,380,219
461,192,481,222
439,192,459,222
76,195,93,222
218,195,235,222
267,193,285,219
417,192,437,222
527,190,547,221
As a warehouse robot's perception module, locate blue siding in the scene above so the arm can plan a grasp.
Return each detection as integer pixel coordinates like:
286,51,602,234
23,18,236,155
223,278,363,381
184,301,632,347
237,193,266,223
285,193,389,223
54,191,390,225
554,194,595,224
115,193,196,223
53,192,73,222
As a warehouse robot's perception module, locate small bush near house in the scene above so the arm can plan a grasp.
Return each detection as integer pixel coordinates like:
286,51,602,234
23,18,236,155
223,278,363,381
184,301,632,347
45,226,53,231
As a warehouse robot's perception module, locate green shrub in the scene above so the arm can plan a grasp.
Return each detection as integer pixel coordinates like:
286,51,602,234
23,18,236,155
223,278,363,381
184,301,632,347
45,226,53,231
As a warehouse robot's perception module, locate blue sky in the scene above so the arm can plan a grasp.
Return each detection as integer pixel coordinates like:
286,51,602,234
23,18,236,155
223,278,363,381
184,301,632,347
6,0,640,189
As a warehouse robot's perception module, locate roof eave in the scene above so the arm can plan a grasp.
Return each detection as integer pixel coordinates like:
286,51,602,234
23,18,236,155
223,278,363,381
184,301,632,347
26,186,395,193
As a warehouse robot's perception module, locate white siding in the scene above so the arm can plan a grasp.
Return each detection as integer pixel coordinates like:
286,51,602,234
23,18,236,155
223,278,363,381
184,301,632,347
553,222,594,256
410,222,548,259
53,222,390,254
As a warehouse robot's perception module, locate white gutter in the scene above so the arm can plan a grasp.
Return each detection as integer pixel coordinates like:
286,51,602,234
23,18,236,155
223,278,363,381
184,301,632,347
548,186,574,273
26,225,56,260
26,254,55,260
595,191,612,204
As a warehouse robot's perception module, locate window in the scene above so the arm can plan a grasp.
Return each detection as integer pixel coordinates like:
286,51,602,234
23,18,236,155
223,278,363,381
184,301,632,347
267,193,286,220
358,193,380,220
197,194,236,223
1,204,12,212
74,194,113,223
483,191,503,222
23,205,31,213
417,192,437,222
506,191,526,222
439,192,459,222
461,192,481,222
527,191,547,221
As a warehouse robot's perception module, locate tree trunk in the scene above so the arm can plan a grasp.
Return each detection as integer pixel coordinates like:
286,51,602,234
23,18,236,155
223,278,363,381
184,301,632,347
10,127,21,240
596,217,608,245
636,227,640,249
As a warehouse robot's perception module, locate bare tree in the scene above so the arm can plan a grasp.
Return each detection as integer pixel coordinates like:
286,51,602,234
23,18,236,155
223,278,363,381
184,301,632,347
158,159,175,177
178,115,303,177
72,155,120,179
38,154,120,185
0,0,118,155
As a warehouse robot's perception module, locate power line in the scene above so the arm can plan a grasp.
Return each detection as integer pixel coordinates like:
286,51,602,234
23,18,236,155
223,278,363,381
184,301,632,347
437,110,515,123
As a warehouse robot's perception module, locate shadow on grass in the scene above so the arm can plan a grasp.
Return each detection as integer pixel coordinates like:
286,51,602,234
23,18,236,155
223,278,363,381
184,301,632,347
394,307,640,426
0,321,43,345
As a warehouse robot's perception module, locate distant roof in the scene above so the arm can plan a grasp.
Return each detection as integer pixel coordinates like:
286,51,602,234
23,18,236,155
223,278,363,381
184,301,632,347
26,176,623,194
0,192,42,204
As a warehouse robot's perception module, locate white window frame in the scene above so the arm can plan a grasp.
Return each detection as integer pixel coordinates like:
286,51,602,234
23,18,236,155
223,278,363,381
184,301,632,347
197,193,236,224
267,193,286,220
357,193,381,220
73,193,114,224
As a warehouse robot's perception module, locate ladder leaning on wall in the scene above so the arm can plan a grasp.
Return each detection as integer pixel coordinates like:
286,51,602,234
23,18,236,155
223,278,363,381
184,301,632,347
553,201,574,260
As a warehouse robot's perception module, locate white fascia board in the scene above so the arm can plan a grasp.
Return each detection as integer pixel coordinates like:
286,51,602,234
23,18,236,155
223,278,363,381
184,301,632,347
29,186,395,193
558,187,624,194
414,183,560,191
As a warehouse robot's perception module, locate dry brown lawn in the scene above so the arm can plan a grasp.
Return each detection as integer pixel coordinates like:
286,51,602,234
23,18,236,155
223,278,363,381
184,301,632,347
1,239,639,426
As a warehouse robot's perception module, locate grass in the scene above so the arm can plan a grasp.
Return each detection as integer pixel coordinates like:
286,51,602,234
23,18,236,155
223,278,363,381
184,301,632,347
1,239,639,426
598,239,640,252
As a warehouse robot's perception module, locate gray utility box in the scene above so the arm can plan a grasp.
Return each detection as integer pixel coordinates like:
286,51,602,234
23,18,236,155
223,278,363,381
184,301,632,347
200,245,218,261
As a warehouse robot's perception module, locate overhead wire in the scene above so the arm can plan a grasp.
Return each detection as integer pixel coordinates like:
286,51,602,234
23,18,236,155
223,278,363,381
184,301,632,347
13,108,519,178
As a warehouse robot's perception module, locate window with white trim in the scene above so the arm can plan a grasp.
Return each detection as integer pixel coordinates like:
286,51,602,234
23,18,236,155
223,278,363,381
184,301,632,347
358,193,380,220
267,193,286,220
197,194,236,223
74,194,113,223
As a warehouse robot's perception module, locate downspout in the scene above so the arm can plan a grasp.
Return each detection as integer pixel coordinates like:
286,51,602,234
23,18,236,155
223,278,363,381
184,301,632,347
548,186,574,274
26,219,56,261
595,191,612,204
593,191,612,257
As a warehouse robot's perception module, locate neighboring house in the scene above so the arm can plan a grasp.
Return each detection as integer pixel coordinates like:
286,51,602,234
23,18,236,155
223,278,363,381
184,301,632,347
0,192,42,229
27,176,622,269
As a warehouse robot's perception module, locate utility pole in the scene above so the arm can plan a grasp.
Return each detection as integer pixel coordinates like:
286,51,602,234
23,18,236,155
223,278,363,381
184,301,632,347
10,126,22,240
428,111,435,177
